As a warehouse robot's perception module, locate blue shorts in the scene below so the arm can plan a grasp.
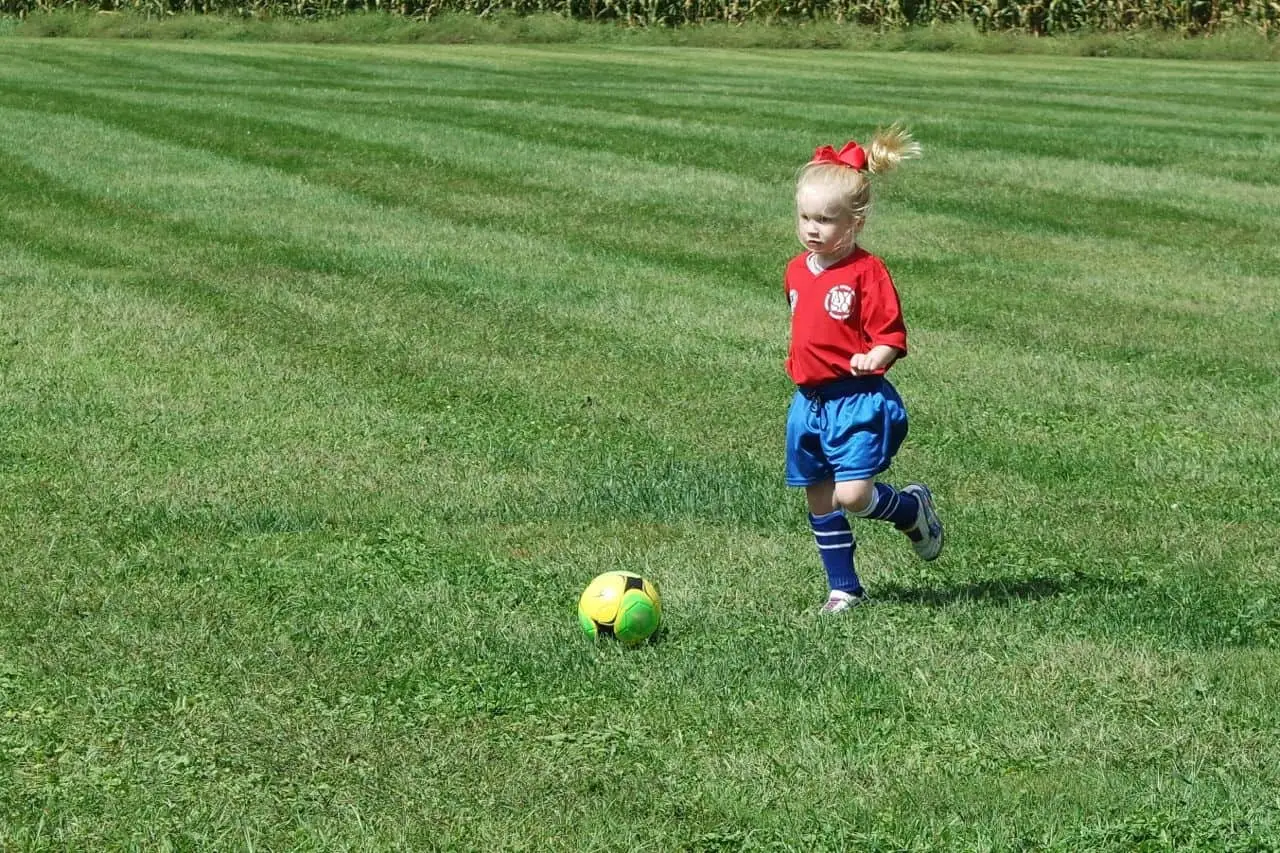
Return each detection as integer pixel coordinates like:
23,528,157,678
785,376,908,486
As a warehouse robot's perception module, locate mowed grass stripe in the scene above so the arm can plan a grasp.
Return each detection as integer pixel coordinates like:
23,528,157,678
1,105,1268,544
10,44,1275,267
7,63,1275,310
14,41,1280,178
5,46,1274,532
0,108,791,534
2,51,1275,538
0,107,782,407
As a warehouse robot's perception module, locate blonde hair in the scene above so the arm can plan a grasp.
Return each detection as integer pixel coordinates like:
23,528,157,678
795,124,922,227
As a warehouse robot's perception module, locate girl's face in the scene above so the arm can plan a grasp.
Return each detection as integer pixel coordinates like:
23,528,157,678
796,183,859,259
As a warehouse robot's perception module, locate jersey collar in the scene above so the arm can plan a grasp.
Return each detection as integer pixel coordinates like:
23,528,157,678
806,247,859,277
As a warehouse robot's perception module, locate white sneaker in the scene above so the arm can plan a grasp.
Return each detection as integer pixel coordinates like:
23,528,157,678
820,589,870,614
902,483,943,561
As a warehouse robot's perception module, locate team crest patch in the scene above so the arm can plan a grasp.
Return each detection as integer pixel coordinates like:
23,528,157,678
824,284,855,320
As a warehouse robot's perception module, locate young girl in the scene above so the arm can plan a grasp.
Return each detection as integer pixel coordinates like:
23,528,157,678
784,125,943,614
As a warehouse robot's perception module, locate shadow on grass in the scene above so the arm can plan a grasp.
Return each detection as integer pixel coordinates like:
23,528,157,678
873,572,1127,607
876,571,1279,649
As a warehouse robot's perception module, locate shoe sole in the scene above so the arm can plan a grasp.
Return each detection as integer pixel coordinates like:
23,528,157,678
905,483,943,561
820,593,871,614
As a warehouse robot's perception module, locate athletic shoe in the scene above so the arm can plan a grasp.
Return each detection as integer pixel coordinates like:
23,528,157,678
820,589,870,614
902,483,944,561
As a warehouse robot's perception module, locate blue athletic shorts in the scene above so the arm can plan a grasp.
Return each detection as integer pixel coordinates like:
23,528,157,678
785,376,908,486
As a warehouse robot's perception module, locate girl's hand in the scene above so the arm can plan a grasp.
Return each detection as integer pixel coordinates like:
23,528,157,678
850,346,900,375
849,353,878,375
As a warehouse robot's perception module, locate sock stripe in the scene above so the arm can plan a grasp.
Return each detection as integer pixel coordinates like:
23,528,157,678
809,510,861,594
850,483,918,528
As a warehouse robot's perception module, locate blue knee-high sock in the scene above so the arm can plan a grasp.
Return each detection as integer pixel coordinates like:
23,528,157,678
851,482,919,530
810,510,862,595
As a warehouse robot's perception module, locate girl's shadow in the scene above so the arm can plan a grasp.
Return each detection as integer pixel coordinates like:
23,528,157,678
873,572,1125,607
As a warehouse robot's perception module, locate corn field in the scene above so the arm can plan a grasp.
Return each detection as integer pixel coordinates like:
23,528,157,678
3,0,1276,33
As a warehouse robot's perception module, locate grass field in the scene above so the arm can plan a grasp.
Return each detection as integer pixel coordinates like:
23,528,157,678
1,39,1279,850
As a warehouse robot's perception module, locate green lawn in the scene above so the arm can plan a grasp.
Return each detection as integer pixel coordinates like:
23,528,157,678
1,40,1278,850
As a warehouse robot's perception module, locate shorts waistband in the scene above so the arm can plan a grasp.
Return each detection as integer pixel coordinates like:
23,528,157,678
798,375,882,402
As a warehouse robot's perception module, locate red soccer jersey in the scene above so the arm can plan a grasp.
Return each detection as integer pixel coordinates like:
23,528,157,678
784,248,908,386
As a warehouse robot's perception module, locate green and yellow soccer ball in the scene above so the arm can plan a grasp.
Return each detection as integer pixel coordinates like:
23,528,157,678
577,571,662,645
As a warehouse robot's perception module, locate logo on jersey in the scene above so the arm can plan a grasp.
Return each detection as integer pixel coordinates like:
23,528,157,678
824,285,855,320
788,290,799,314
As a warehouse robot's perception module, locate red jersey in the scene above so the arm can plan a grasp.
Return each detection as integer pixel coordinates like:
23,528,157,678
784,248,908,386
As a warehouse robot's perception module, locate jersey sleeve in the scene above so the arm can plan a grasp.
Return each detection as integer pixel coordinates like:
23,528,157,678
862,260,908,355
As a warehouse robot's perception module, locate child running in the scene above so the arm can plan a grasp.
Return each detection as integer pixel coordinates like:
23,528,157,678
784,125,943,614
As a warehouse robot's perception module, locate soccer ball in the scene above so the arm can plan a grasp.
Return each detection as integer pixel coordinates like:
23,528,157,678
577,571,662,645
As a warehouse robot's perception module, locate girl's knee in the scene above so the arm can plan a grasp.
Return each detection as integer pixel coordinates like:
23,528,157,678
834,480,874,514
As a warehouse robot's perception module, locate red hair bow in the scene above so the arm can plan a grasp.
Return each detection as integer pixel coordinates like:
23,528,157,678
810,141,867,171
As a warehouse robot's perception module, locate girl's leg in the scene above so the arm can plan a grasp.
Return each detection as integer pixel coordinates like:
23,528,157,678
805,480,864,604
835,478,943,561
